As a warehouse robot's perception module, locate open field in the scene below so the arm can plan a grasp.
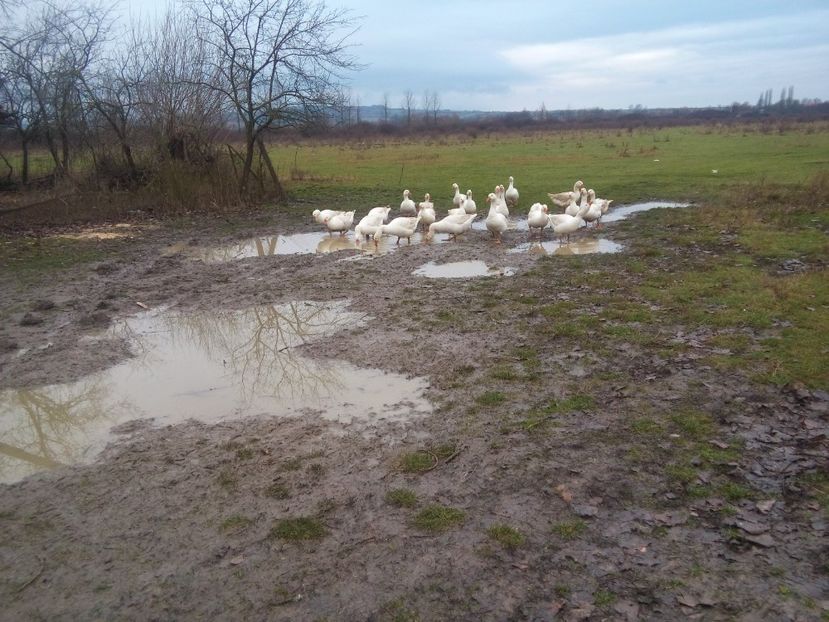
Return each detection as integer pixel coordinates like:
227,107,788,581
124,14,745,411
270,122,829,209
0,124,827,620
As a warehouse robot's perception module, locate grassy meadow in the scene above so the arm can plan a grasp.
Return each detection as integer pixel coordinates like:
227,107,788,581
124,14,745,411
269,122,829,210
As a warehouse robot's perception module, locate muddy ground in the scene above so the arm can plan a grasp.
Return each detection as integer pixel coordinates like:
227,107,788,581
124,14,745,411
0,206,827,621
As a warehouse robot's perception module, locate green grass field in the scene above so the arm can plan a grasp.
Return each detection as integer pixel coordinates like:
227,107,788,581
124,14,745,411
269,122,829,210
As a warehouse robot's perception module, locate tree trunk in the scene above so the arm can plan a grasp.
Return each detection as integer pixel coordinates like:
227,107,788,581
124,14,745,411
43,128,65,178
239,133,255,195
121,140,137,178
59,126,71,175
256,136,285,201
21,138,29,185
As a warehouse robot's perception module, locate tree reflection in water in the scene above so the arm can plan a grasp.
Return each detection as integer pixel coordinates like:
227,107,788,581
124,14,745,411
0,301,371,482
0,380,116,483
152,301,364,404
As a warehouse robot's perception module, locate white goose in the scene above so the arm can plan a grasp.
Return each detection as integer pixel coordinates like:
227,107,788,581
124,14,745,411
505,176,519,208
312,209,343,224
493,185,509,217
426,213,477,241
463,189,477,214
485,193,509,243
400,190,417,216
527,202,549,238
565,188,587,217
582,200,602,228
355,209,389,240
549,180,585,208
587,189,613,225
451,183,466,209
374,216,421,245
323,210,355,235
367,205,392,221
548,204,589,244
417,193,436,230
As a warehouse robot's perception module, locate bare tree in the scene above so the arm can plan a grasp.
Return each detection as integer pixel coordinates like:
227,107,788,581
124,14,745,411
191,0,359,195
1,1,111,177
402,89,414,126
79,25,148,179
430,90,440,124
382,91,388,122
139,9,227,162
0,47,42,183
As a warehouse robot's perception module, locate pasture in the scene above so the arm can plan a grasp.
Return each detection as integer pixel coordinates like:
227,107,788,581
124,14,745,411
0,123,827,620
270,122,829,208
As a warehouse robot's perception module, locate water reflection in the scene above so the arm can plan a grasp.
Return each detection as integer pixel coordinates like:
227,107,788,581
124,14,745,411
167,227,460,263
0,381,114,481
509,238,623,256
0,301,431,483
413,261,516,279
601,201,691,223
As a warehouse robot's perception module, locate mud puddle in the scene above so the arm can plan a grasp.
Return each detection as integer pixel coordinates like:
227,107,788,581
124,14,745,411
509,238,623,256
0,301,431,483
471,218,528,232
413,260,515,278
602,200,691,223
164,233,362,262
54,223,146,240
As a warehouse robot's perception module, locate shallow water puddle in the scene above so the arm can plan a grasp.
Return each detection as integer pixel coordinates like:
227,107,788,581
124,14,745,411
0,301,431,483
54,223,143,241
164,233,362,262
413,261,515,279
602,200,691,223
509,238,623,256
166,230,440,262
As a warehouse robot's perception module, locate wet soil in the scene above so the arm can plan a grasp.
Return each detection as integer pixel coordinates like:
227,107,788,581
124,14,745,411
0,204,826,621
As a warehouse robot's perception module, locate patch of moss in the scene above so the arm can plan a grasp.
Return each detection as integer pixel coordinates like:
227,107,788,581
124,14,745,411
386,488,418,508
399,451,436,473
220,515,253,532
270,517,327,541
476,391,507,406
265,482,290,499
412,505,465,532
487,524,525,550
551,519,586,540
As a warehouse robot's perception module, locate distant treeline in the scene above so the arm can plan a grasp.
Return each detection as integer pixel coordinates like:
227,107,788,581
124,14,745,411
289,100,829,140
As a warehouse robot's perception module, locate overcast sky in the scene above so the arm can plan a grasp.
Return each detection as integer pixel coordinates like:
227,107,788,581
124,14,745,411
126,0,829,111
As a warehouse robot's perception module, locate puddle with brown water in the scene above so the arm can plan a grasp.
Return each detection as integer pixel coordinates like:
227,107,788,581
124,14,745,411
413,261,515,279
0,301,431,483
54,223,145,241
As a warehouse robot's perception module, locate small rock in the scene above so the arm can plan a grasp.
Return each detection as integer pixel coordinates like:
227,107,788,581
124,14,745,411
780,259,805,272
32,299,55,311
744,533,775,548
573,504,598,518
95,262,119,274
756,500,775,514
613,600,640,620
79,311,110,327
19,313,43,326
676,592,698,608
568,603,595,620
554,484,573,503
736,520,769,535
0,338,19,352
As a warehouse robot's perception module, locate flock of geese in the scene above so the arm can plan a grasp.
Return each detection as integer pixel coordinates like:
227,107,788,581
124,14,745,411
311,178,613,246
